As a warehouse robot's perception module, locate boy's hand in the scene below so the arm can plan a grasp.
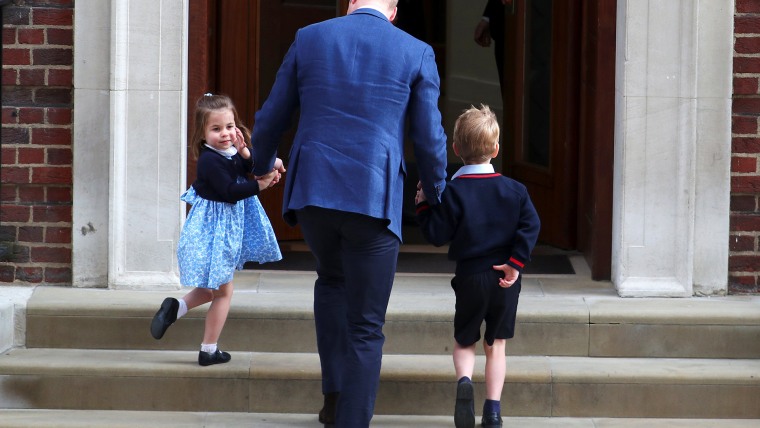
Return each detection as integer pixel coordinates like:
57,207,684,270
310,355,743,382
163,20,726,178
492,264,519,288
415,181,427,204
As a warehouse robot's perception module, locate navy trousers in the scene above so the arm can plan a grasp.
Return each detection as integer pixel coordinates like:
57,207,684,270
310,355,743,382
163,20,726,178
296,206,400,428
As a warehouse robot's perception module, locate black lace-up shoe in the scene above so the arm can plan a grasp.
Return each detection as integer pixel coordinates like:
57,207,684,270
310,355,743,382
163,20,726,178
481,412,502,427
198,349,231,366
150,297,179,340
454,380,475,428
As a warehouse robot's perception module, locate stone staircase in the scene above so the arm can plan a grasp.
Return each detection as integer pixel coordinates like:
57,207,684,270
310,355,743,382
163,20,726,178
1,264,759,427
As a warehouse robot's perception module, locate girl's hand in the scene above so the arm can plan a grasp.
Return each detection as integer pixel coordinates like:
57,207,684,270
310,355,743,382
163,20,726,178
254,158,285,185
232,127,244,149
257,169,278,191
233,127,251,159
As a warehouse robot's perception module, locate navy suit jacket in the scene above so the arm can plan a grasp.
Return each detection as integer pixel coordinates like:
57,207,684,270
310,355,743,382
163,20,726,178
251,8,448,240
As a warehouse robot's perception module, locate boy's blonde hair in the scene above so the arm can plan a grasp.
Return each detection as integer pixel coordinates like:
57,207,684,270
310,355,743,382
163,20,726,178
453,104,500,164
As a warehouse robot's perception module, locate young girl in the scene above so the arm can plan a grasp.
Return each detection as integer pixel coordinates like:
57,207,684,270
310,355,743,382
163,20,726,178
150,93,284,366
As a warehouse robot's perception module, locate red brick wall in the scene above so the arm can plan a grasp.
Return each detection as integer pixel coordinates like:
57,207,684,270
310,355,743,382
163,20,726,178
731,0,760,294
1,1,73,286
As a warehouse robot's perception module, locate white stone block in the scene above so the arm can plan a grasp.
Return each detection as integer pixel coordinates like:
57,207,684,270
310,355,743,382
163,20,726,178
0,287,35,350
72,89,111,287
159,0,187,91
0,301,12,353
73,0,111,90
693,97,732,295
696,0,734,99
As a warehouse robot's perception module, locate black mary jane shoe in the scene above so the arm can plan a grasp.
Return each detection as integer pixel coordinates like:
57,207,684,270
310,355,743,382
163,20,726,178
150,297,179,340
198,349,231,366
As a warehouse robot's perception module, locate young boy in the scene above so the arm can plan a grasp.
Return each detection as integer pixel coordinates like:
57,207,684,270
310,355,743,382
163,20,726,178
415,105,540,428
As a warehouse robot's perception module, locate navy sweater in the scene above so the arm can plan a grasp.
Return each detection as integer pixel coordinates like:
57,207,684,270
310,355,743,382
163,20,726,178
416,173,540,276
192,148,260,204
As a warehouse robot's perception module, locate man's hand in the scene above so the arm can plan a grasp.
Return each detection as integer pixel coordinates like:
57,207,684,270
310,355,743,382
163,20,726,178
270,157,286,186
474,19,491,47
255,158,286,187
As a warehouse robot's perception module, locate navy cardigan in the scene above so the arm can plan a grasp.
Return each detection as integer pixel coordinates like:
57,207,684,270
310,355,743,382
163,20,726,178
192,148,260,204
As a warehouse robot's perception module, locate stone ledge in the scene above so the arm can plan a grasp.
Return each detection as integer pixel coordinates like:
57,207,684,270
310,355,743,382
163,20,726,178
1,410,756,428
1,349,758,418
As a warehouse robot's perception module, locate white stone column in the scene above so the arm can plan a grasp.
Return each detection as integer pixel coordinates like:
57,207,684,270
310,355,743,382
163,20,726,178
612,0,733,297
73,1,112,287
691,0,734,296
73,0,188,290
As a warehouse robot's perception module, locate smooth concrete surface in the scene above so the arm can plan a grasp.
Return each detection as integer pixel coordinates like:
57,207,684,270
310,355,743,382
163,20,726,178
1,348,759,418
7,271,760,420
0,411,758,428
590,324,760,358
23,272,760,358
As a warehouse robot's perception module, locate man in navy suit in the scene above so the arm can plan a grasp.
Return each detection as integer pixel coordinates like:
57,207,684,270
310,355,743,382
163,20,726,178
251,1,448,426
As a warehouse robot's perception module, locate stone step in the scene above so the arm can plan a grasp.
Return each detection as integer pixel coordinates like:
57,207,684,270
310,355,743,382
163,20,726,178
0,410,758,428
23,275,760,359
1,348,758,419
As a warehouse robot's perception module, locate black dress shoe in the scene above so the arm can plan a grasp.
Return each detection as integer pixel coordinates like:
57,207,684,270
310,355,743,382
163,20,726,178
481,411,502,427
454,381,475,428
150,297,179,340
198,349,231,366
318,391,339,426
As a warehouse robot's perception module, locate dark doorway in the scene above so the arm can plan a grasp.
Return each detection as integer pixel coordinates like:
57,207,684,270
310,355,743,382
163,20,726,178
187,0,616,279
501,0,615,279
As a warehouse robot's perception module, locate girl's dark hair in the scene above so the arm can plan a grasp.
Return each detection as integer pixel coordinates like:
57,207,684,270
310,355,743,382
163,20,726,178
190,94,251,159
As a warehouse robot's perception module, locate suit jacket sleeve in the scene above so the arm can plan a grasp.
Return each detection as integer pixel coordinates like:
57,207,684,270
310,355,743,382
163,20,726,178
415,197,457,247
408,45,448,205
252,39,301,176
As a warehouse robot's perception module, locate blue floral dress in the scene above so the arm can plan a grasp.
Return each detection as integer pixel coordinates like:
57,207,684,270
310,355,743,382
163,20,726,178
177,180,282,289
